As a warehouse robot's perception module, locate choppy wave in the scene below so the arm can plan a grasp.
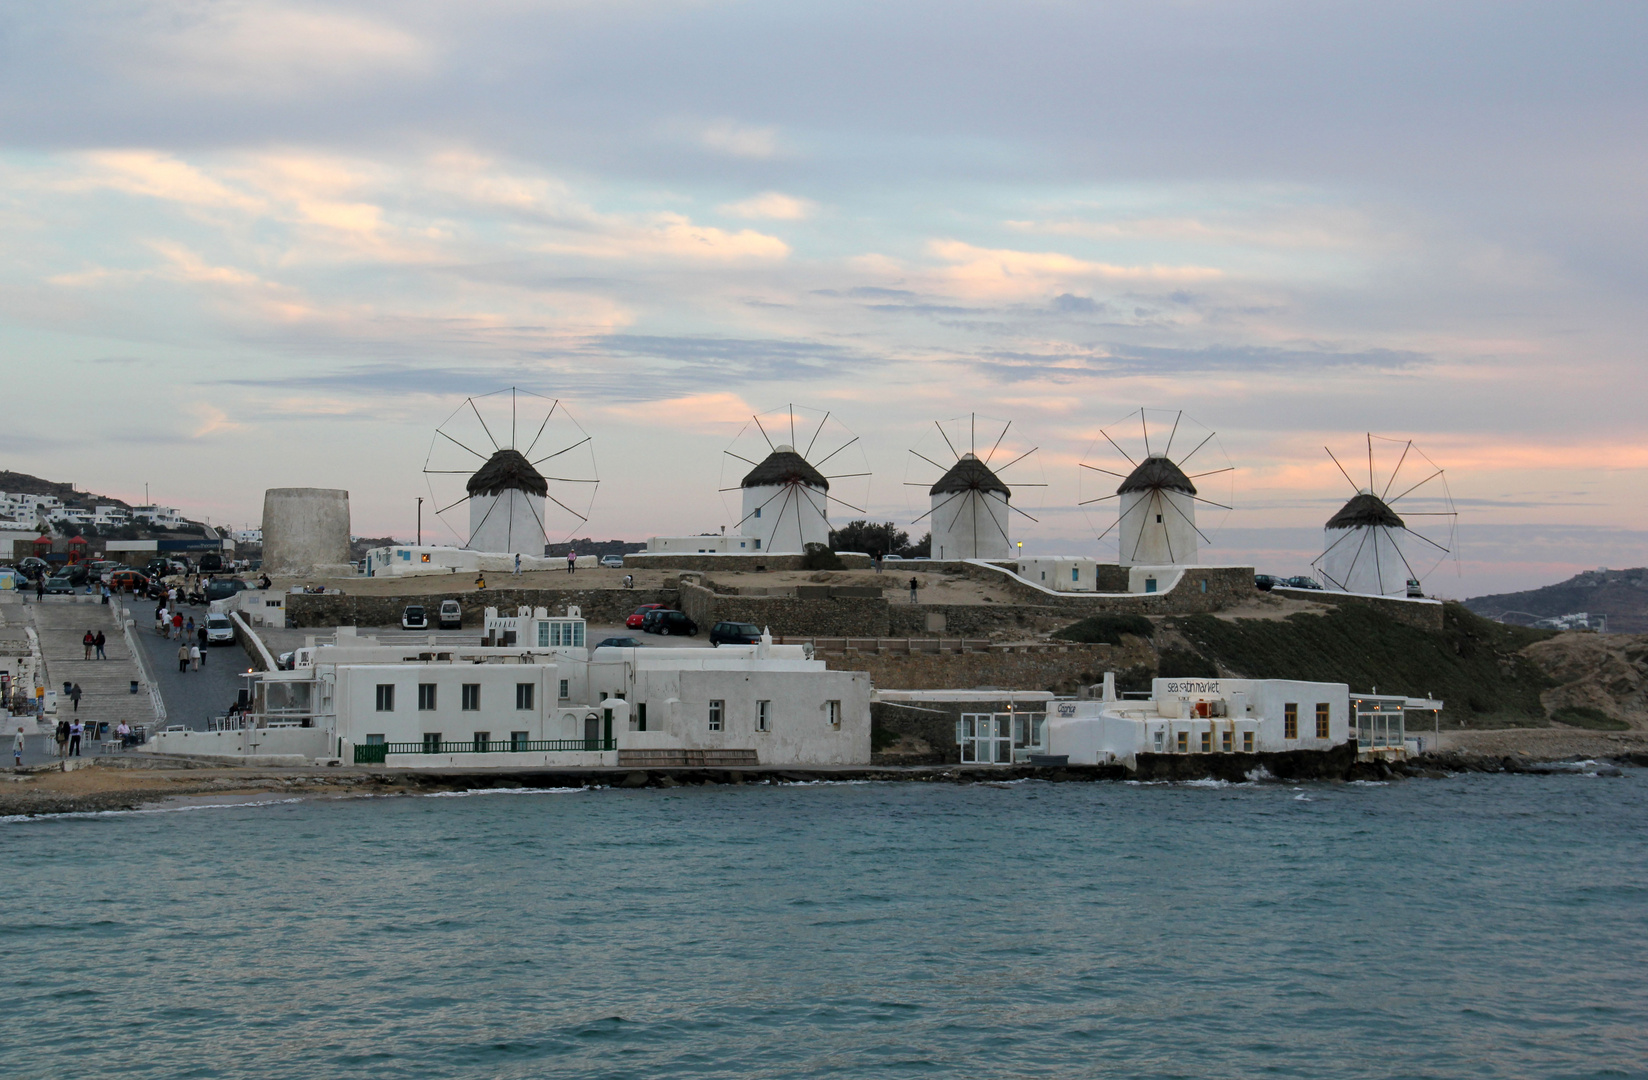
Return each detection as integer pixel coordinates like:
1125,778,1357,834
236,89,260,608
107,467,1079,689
422,786,586,798
1,796,304,825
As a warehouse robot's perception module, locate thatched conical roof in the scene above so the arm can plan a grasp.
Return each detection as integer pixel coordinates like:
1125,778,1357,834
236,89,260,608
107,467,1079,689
741,447,829,490
1326,492,1404,529
1117,455,1196,496
930,453,1010,497
467,449,549,497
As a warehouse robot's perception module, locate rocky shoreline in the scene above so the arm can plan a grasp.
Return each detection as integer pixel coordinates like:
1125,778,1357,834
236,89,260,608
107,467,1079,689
3,740,1640,818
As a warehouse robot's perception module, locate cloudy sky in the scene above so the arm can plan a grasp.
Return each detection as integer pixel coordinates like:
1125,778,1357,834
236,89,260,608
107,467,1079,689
3,1,1644,597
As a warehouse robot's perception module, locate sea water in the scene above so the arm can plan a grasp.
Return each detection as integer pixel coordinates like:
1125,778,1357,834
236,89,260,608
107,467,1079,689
4,774,1647,1079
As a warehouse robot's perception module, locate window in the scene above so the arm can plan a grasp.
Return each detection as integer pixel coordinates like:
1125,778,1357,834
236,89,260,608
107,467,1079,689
462,684,480,711
375,684,395,712
1315,703,1330,739
365,734,385,746
1200,730,1211,752
1243,731,1254,752
753,507,761,518
472,731,490,751
422,732,441,753
1177,731,1188,752
708,700,723,731
1072,567,1080,582
635,703,647,732
826,700,841,728
511,731,528,750
753,538,761,550
516,683,534,710
756,700,771,732
1284,703,1298,739
418,683,436,711
1221,730,1232,752
559,679,569,700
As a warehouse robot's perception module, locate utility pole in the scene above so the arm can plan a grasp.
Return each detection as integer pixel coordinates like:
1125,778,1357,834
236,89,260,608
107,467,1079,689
416,498,423,547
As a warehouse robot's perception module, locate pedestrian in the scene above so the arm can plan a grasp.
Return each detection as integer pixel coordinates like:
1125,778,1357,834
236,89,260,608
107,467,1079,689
156,607,168,636
34,576,43,602
68,720,82,757
514,553,521,576
83,630,95,660
69,683,82,712
197,625,208,651
909,576,918,603
172,612,184,639
475,572,486,590
54,718,69,757
178,642,190,673
101,583,110,605
13,725,23,769
623,574,633,590
566,549,576,575
185,616,195,637
94,630,106,660
189,643,201,671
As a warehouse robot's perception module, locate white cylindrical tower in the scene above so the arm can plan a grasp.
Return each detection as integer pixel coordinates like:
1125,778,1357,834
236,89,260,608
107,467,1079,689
1116,456,1199,566
260,488,352,576
1320,491,1411,595
739,445,831,554
466,449,549,556
929,454,1011,561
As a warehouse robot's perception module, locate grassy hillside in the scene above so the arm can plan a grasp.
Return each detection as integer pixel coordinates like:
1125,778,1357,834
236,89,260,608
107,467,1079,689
1164,603,1555,727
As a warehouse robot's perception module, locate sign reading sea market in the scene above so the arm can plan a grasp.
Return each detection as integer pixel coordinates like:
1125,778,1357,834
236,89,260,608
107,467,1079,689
1161,680,1225,695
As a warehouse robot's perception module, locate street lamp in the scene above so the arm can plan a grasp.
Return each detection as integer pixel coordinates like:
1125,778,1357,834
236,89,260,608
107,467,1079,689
416,497,423,547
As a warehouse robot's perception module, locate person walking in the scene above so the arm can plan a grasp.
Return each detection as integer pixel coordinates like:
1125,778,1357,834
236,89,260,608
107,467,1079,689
68,720,82,757
197,624,208,651
69,683,82,712
172,612,184,639
83,630,95,660
513,553,521,576
34,576,43,602
185,616,195,638
101,583,110,606
94,630,107,660
54,718,69,758
178,642,190,673
156,606,168,636
189,643,201,671
13,725,24,769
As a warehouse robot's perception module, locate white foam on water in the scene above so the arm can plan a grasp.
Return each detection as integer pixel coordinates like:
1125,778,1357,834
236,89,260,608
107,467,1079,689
1348,780,1389,786
1,796,305,825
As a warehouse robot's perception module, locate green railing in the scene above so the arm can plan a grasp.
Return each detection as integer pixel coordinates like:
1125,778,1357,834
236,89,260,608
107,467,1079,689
354,739,616,763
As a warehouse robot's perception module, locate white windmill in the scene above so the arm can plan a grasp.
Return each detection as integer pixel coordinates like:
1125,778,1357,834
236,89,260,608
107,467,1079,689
718,404,870,554
1078,408,1233,566
906,414,1043,561
422,388,599,555
1314,435,1457,596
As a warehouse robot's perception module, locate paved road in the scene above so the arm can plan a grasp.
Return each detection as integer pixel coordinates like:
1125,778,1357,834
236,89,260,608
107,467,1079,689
129,614,250,732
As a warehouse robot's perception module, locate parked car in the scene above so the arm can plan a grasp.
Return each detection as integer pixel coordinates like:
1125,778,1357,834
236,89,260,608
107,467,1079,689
1284,576,1322,590
107,570,150,593
50,563,89,586
438,600,462,629
204,578,250,602
17,557,48,577
626,603,667,629
204,613,235,645
145,559,186,580
1406,579,1425,598
85,560,121,582
1254,574,1279,591
600,555,625,568
710,621,762,646
881,554,904,561
644,609,698,637
197,553,223,573
594,636,644,649
401,604,428,630
43,578,76,595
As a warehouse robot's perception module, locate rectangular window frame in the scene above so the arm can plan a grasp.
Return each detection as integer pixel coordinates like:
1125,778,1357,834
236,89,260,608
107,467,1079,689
1176,730,1187,752
472,731,490,752
375,684,394,712
462,684,481,711
1200,730,1211,752
756,700,771,733
1315,703,1330,739
708,699,723,731
422,732,441,753
559,679,569,700
826,700,841,728
1284,703,1299,740
417,683,436,711
516,683,534,710
1242,731,1254,753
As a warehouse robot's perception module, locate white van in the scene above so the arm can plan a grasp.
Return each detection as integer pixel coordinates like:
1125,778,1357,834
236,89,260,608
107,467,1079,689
205,613,235,645
438,599,462,629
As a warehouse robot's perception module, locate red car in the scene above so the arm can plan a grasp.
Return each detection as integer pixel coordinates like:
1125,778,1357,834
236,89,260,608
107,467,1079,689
625,603,666,629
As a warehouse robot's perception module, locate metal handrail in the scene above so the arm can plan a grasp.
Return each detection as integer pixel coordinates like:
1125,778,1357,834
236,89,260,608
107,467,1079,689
354,738,617,763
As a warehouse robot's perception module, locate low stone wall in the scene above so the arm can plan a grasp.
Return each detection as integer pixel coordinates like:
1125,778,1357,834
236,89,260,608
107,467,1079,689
285,587,680,628
678,580,890,637
1271,586,1444,631
625,552,872,572
841,641,1149,693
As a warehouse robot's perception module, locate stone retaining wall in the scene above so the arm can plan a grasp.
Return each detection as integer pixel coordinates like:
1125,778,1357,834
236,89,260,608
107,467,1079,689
1269,586,1444,630
286,587,680,628
841,640,1152,692
625,552,872,573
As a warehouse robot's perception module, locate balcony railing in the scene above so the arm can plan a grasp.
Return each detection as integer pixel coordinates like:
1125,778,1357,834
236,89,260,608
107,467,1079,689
354,738,617,764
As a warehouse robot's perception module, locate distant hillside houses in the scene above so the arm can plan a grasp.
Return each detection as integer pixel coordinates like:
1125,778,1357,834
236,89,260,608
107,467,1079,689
0,491,185,532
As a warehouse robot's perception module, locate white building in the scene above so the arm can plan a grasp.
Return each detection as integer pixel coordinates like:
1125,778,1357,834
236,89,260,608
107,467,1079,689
132,505,185,528
647,533,765,554
737,445,831,555
1044,676,1441,768
1017,556,1102,592
465,449,548,557
1117,456,1200,567
928,454,1012,561
150,608,871,768
1318,491,1414,596
234,528,263,544
365,544,592,577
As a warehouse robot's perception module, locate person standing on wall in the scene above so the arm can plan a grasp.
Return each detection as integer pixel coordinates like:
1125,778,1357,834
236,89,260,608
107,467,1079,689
909,577,919,603
566,549,576,575
94,630,106,660
514,553,521,576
